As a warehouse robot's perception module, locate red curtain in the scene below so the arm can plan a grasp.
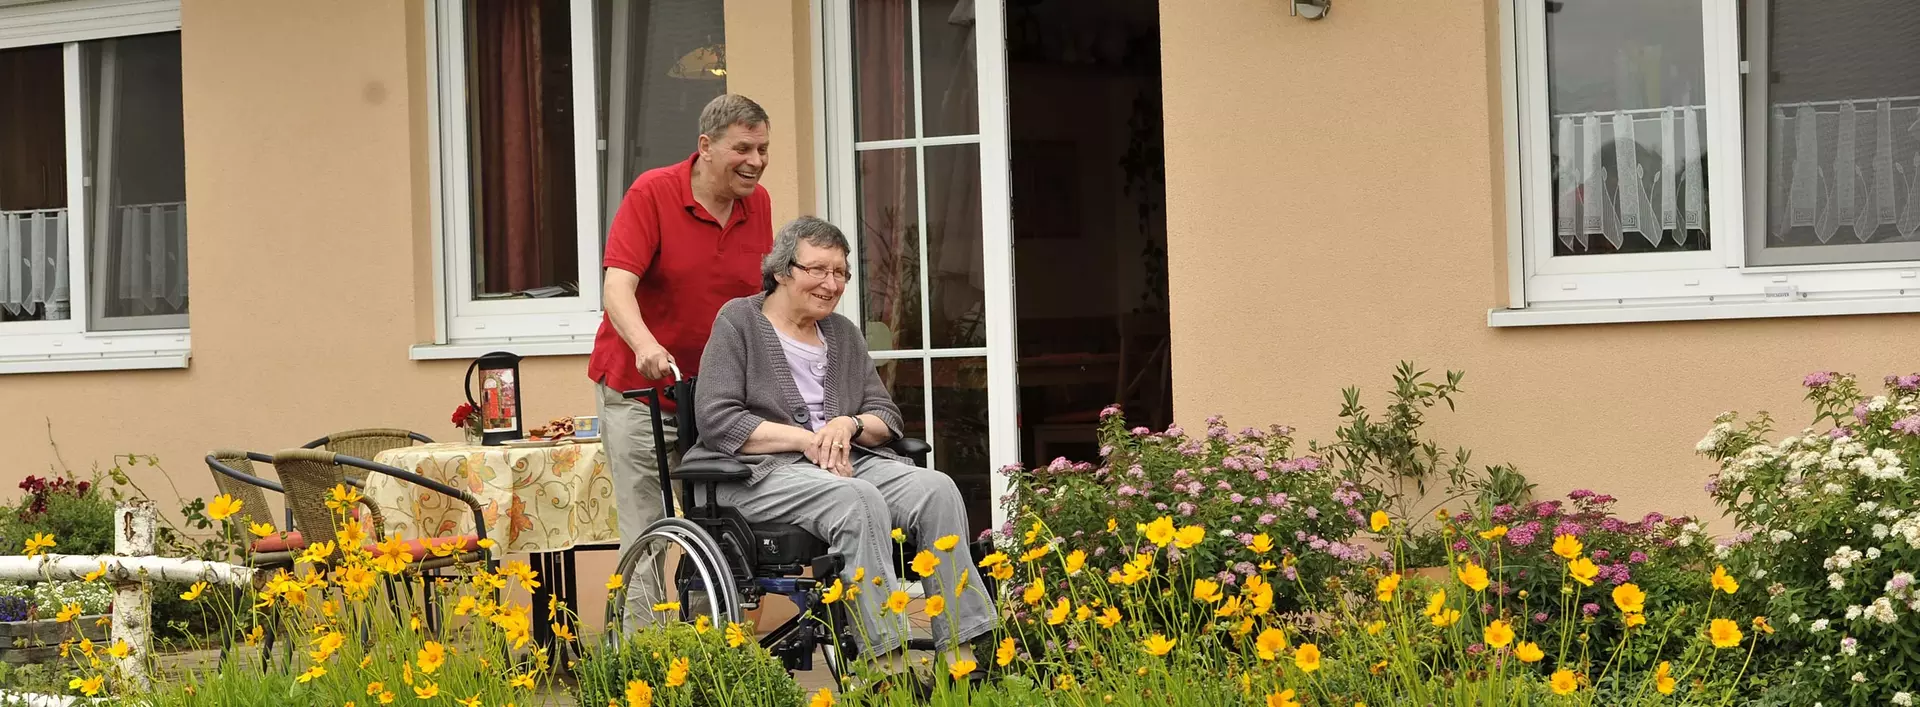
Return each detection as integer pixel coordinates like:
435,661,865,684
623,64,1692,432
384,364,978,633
471,0,575,295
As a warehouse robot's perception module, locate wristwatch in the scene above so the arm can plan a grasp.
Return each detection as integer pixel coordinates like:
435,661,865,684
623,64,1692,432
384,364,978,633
845,415,865,439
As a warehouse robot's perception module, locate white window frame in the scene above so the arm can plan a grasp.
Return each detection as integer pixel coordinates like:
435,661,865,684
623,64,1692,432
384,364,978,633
1494,0,1920,327
0,0,188,374
417,0,604,357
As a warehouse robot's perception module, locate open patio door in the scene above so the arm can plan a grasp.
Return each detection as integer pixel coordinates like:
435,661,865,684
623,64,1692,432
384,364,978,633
819,0,1016,535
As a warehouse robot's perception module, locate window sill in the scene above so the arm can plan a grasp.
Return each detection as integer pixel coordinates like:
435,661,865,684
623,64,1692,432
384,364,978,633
0,330,191,375
1488,295,1920,328
409,336,594,361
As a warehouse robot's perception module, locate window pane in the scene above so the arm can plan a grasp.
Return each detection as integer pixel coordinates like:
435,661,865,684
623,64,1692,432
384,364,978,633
595,0,727,242
853,0,915,142
0,44,69,323
85,33,188,329
925,143,983,348
1760,1,1920,254
1545,0,1710,256
919,0,978,137
466,0,579,299
931,356,990,535
857,148,921,350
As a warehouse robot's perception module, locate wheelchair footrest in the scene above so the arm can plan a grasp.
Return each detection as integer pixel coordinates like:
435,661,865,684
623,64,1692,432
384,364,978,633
906,638,935,652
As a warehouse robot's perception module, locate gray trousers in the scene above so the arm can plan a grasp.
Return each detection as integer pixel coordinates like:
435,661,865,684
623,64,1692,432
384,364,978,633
598,383,680,626
716,455,998,655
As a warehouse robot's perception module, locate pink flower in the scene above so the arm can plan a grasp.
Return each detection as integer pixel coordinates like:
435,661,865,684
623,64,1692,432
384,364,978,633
1894,415,1920,435
1804,371,1835,388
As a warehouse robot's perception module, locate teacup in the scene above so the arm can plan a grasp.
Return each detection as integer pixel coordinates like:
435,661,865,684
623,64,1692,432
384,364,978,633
573,415,600,439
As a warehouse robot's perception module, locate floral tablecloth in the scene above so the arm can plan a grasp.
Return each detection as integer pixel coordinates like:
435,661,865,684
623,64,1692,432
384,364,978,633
367,441,617,556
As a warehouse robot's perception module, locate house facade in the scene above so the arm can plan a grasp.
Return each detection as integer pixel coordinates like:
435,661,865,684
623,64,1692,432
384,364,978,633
4,0,1918,554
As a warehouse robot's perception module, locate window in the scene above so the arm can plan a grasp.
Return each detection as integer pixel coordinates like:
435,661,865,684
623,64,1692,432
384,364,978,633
0,0,188,372
1501,0,1920,324
425,0,726,349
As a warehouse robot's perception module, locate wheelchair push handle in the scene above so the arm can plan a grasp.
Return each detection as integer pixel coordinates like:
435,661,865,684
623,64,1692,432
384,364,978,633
619,361,684,401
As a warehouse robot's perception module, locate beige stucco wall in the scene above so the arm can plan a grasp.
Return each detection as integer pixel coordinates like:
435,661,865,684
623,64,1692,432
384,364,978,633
0,0,814,630
1158,0,1920,524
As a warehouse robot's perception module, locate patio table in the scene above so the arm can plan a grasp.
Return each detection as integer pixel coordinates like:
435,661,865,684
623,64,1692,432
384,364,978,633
366,439,618,656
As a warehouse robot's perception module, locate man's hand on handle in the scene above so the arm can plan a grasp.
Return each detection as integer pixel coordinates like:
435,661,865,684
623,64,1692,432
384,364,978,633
635,344,676,380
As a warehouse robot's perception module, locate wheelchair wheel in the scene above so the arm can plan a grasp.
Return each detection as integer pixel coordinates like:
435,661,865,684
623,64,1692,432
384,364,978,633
604,519,736,633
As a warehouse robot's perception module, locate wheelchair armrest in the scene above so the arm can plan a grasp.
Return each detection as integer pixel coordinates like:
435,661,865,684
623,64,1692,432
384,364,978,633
887,438,931,467
675,458,752,483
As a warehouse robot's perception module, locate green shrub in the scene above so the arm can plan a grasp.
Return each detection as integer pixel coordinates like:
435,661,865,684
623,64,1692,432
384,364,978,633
576,623,804,707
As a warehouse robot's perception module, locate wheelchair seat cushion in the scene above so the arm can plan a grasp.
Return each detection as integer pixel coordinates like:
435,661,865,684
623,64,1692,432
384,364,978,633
675,458,752,483
748,521,828,570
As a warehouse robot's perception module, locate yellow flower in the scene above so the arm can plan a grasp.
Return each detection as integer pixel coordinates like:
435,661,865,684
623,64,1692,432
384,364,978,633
1483,619,1514,648
106,640,130,660
1370,511,1390,532
821,579,844,604
1567,557,1599,587
948,658,977,680
977,552,1007,569
1366,620,1386,636
926,594,947,618
1106,517,1118,533
1515,641,1544,663
1753,615,1775,635
912,550,940,577
1478,525,1508,540
378,690,396,704
1053,673,1077,690
1293,643,1322,673
327,484,363,511
1266,690,1301,707
208,495,243,522
888,591,911,614
367,682,385,696
298,665,327,684
1550,533,1583,560
1233,616,1255,637
627,679,655,707
652,601,681,613
664,656,690,688
1022,582,1046,606
248,521,276,538
1096,606,1121,628
1193,579,1224,604
372,536,415,575
991,562,1014,581
1430,609,1462,628
1457,562,1489,592
996,637,1016,666
1612,583,1646,614
726,622,749,648
417,641,446,674
457,696,482,707
1248,533,1274,554
55,604,81,623
1375,573,1400,602
298,541,338,566
1423,589,1447,618
933,534,959,552
1141,633,1176,657
1549,669,1577,695
554,622,577,642
1173,525,1206,549
83,563,106,583
1625,612,1647,628
1711,565,1740,595
1216,596,1245,618
1255,628,1288,660
606,574,624,591
1108,553,1152,585
1047,597,1070,625
414,681,439,699
1064,549,1086,575
69,675,103,696
1141,516,1176,547
891,528,907,543
453,595,479,616
23,533,55,558
1654,661,1676,694
477,538,494,549
1709,618,1743,648
807,687,833,707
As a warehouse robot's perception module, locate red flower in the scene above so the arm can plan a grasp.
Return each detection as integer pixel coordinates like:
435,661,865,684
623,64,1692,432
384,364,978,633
451,403,476,427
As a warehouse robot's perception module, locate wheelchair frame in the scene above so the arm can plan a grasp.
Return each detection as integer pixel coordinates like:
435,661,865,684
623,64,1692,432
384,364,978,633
606,369,945,682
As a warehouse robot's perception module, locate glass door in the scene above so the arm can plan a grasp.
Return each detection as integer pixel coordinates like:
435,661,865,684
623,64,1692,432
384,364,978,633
822,0,1015,535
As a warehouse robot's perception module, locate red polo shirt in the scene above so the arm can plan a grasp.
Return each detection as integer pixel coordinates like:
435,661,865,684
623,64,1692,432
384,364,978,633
589,152,772,407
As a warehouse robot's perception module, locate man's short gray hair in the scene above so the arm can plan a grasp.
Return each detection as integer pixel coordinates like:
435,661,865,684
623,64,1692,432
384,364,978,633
762,216,851,293
700,94,770,143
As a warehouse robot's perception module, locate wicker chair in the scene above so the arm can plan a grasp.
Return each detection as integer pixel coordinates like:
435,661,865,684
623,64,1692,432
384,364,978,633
301,429,434,483
205,451,391,567
270,449,488,574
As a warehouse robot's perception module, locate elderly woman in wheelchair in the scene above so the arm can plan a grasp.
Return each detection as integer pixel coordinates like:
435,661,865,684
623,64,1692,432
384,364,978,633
661,215,998,684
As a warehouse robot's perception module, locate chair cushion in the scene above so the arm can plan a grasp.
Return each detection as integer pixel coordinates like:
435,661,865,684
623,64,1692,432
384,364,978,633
676,458,752,483
748,522,828,569
363,535,483,560
250,531,307,554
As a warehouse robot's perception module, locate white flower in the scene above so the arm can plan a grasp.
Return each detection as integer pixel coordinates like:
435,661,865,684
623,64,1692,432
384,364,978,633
1885,507,1907,520
1859,501,1883,513
1833,573,1849,590
1867,597,1899,624
1789,613,1802,624
1714,544,1731,559
1780,436,1801,451
1823,481,1847,493
1874,523,1892,540
1870,396,1890,412
1771,529,1797,543
1855,672,1870,684
1842,638,1860,656
1810,618,1830,632
1752,567,1768,580
1893,692,1913,707
1868,547,1884,560
1825,546,1864,570
1846,605,1864,620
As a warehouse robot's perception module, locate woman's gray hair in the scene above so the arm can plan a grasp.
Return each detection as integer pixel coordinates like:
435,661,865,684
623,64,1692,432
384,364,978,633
762,216,852,293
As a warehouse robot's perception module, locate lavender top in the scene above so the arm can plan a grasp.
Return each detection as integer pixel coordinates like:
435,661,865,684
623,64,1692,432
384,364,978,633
774,325,830,431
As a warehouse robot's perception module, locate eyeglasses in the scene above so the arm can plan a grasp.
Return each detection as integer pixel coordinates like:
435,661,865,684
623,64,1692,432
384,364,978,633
792,264,851,283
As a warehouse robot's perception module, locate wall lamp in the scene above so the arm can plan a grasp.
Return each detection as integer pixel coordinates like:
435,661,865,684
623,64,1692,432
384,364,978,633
1290,0,1329,20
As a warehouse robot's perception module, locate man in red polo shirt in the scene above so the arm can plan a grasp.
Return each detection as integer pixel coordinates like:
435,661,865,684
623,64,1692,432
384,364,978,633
591,94,772,619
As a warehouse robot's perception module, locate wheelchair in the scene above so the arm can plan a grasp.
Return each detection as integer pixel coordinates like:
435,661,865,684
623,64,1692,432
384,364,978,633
605,367,995,685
